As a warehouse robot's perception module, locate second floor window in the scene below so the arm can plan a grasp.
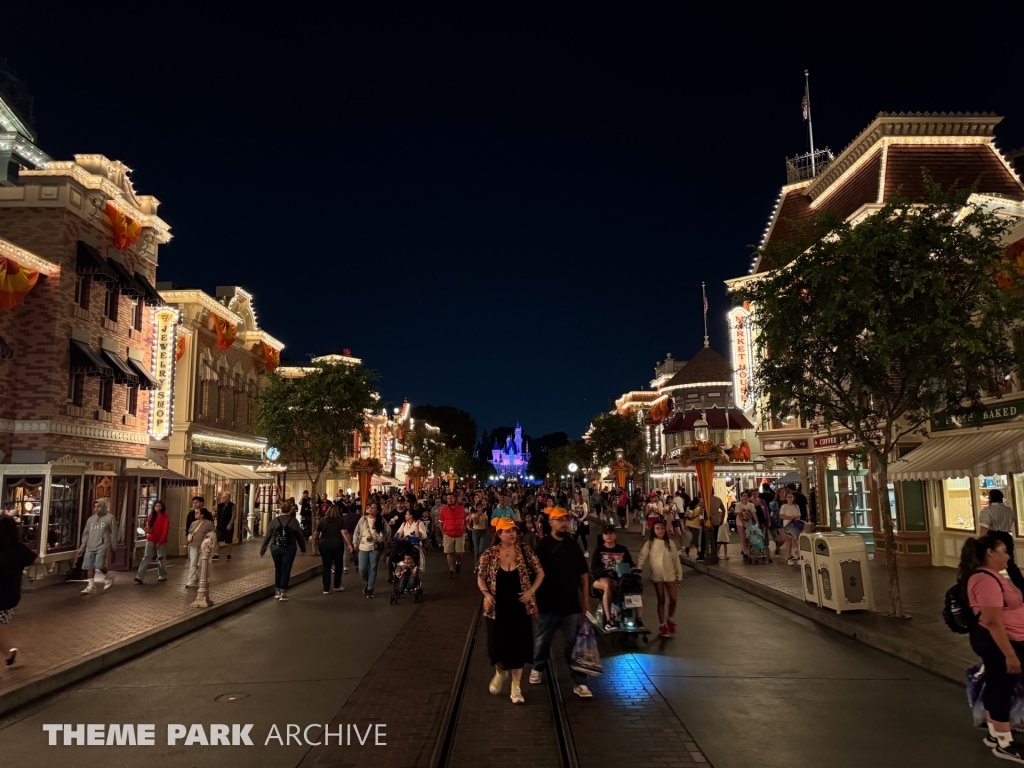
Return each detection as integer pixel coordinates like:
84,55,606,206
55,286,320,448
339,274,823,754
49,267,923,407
132,300,144,332
74,275,90,309
66,373,84,407
99,378,113,412
127,386,139,416
104,287,119,322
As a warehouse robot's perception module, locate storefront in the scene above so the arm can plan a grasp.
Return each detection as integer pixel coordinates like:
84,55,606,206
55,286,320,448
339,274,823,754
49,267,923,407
889,397,1024,569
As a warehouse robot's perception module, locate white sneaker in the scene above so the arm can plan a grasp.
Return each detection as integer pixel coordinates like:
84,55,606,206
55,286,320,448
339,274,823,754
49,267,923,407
278,592,289,602
573,684,593,699
274,589,281,599
488,669,508,695
510,682,525,704
80,583,95,595
334,586,345,592
103,574,115,590
529,669,543,685
584,551,589,558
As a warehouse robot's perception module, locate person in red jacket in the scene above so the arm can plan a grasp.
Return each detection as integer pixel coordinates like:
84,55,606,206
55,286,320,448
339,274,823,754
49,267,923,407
439,492,467,577
135,500,169,584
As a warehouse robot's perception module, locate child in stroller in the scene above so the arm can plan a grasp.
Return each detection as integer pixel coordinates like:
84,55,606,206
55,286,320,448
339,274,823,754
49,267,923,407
744,522,772,564
389,540,423,604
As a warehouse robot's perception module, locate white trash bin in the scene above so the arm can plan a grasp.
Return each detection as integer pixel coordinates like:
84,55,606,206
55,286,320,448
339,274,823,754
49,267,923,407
811,532,874,613
798,532,822,607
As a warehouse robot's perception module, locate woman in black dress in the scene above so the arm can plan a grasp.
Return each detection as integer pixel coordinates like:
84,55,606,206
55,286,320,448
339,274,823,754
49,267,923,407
476,516,544,704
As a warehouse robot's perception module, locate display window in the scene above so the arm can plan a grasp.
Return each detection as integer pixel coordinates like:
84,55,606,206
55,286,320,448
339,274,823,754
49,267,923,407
943,477,975,531
136,477,158,541
3,476,44,549
47,475,82,553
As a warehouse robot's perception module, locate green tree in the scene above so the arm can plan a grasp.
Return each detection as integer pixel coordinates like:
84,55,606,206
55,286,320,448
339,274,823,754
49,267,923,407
406,425,446,473
255,360,379,497
547,441,595,480
586,412,644,468
410,405,478,453
736,182,1024,617
436,446,473,480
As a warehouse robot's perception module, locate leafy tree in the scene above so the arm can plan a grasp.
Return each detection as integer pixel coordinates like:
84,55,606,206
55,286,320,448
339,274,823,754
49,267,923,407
586,412,644,468
547,441,595,480
255,360,379,497
527,431,571,478
436,446,473,480
410,405,478,453
735,182,1024,617
406,425,446,473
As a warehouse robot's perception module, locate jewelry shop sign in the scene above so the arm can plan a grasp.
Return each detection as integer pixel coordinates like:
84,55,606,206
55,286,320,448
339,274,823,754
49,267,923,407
931,396,1024,432
151,309,178,440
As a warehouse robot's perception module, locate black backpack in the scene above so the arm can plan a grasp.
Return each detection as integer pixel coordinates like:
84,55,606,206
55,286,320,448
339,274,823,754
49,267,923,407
273,517,292,548
943,570,1001,634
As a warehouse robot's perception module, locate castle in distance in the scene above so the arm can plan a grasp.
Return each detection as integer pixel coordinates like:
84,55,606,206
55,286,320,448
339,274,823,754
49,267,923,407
489,422,531,479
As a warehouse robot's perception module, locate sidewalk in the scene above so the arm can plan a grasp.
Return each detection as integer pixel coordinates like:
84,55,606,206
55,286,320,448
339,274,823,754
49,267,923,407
0,539,322,715
680,532,974,683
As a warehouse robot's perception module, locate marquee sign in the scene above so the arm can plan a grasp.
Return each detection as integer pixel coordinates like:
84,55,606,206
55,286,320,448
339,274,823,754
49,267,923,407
729,305,753,410
150,308,178,440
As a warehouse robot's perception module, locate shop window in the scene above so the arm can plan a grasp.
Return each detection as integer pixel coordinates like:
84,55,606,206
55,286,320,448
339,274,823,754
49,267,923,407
137,477,158,542
943,477,975,531
978,475,1010,525
48,476,81,553
127,385,139,417
103,287,119,322
132,299,144,332
66,373,84,407
99,378,113,412
3,475,43,548
74,275,90,309
197,380,209,417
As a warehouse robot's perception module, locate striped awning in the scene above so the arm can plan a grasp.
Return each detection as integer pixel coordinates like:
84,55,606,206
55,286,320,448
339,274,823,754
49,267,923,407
107,258,145,300
192,461,274,486
132,270,163,306
663,409,755,433
75,241,118,282
889,429,1024,481
126,357,159,390
70,339,113,378
124,466,198,487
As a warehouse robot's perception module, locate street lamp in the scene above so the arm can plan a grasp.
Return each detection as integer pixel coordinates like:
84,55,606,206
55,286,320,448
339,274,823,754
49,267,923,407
681,410,729,565
568,462,578,495
408,455,426,497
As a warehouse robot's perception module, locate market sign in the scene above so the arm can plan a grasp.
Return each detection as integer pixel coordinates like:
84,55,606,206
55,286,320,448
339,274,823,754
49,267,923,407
729,305,754,410
762,438,808,453
150,308,178,440
931,396,1024,432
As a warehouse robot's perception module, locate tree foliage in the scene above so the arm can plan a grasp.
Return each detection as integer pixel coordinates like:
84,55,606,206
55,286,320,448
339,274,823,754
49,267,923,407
546,441,595,479
586,412,644,468
410,404,478,453
255,361,379,492
435,446,473,479
736,181,1024,615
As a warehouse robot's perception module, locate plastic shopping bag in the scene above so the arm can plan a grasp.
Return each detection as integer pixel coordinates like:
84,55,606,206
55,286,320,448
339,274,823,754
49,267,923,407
570,617,603,677
966,662,1024,732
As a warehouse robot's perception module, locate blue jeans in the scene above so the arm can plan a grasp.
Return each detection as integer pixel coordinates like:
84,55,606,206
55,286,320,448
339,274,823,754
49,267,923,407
358,549,380,592
471,530,490,565
136,541,167,582
533,612,586,686
271,546,297,590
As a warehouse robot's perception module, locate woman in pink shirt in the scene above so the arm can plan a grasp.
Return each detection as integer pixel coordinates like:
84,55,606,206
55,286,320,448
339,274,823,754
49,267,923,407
962,535,1024,763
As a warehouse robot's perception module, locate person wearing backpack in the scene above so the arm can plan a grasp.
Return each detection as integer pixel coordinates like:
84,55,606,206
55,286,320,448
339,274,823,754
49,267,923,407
260,503,306,601
959,534,1024,763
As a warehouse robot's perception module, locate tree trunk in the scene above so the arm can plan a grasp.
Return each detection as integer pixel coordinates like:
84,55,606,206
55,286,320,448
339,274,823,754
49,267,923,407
875,456,903,617
308,468,322,556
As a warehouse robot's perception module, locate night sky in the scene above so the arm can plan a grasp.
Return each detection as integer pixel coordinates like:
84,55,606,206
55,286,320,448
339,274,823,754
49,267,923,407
6,5,1022,440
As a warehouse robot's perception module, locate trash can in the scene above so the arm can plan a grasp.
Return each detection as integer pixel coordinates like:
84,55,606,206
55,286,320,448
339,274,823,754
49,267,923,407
811,532,874,613
798,532,822,607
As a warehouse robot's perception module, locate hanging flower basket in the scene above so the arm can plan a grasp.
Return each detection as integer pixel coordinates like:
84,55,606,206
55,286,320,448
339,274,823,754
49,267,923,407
350,457,384,475
679,441,730,467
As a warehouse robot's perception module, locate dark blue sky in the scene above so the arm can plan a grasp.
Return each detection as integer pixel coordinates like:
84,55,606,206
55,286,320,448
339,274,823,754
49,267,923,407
6,4,1022,440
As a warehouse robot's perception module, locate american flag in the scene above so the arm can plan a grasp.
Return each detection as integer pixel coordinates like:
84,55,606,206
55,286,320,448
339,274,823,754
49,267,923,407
801,94,809,121
703,294,708,314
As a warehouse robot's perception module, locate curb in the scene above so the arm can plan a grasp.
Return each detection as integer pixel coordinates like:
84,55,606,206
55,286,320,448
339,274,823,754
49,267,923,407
0,562,324,718
681,557,965,684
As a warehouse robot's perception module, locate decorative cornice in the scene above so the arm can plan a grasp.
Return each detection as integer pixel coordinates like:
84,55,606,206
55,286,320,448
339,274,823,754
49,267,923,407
243,330,285,351
0,237,59,275
2,419,149,444
159,290,244,326
0,132,50,168
806,112,1002,201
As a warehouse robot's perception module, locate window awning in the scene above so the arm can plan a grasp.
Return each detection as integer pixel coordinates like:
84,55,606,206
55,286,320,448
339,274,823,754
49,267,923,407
663,409,755,433
192,461,274,486
106,258,145,300
132,270,163,306
75,241,118,283
889,429,1024,481
0,334,11,359
70,339,113,378
100,349,139,386
126,357,159,390
124,467,198,487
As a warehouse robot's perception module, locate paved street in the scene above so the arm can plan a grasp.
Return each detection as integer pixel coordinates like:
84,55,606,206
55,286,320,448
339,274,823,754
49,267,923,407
0,533,999,768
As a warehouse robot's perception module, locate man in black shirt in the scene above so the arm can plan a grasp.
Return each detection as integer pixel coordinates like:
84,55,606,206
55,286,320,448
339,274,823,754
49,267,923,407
529,507,593,698
589,525,640,631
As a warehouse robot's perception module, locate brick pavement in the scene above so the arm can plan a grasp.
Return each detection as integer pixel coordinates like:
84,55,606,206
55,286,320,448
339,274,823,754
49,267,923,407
447,614,562,768
555,650,710,768
0,539,320,710
298,567,481,768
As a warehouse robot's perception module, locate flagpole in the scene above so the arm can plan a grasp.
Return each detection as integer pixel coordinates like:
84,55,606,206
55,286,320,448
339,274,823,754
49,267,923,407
805,69,816,176
702,281,709,348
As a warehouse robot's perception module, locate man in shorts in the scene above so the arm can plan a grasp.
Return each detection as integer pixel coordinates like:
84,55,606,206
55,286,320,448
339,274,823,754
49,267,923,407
77,501,116,594
438,492,466,577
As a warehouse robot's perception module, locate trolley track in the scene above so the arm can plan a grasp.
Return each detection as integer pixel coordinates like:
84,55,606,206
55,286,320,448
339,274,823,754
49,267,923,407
434,606,578,768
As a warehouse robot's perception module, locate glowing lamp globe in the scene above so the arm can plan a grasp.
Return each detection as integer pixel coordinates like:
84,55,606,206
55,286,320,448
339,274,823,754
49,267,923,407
568,462,578,473
614,447,624,461
693,417,710,444
360,445,371,460
413,456,421,468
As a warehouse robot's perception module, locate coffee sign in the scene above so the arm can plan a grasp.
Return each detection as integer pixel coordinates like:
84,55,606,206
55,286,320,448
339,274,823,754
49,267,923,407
150,309,178,440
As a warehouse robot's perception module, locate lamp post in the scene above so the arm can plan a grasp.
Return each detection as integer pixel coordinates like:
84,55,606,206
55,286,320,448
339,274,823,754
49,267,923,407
408,455,427,498
351,444,381,513
610,447,633,494
447,466,456,491
682,412,729,565
568,462,578,496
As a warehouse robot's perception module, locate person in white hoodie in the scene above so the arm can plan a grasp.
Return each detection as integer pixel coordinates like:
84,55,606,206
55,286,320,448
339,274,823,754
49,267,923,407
637,520,683,638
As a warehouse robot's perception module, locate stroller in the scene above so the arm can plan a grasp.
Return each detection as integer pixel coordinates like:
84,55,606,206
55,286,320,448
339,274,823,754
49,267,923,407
744,524,772,564
590,562,651,643
388,539,424,604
